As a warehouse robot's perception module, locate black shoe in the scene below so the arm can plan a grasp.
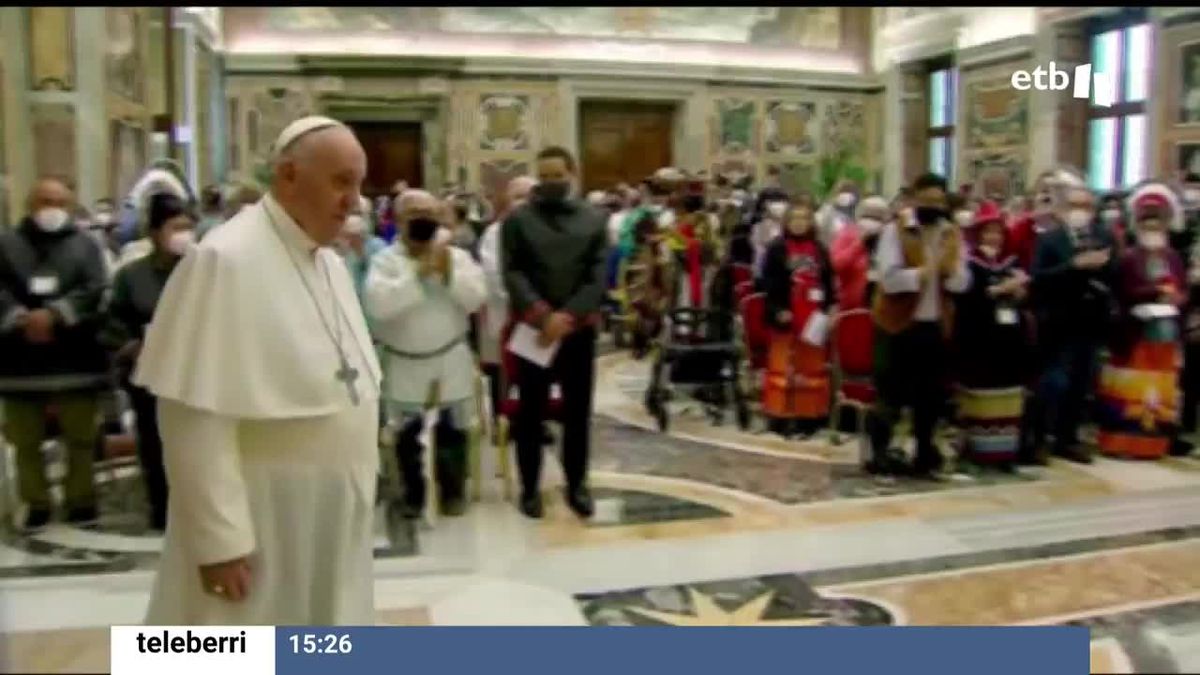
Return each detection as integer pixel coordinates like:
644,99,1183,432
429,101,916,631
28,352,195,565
1017,449,1050,466
1056,445,1094,465
66,505,98,526
440,497,467,518
1171,438,1195,457
541,425,555,447
565,486,595,519
519,492,544,519
23,507,51,531
864,448,909,477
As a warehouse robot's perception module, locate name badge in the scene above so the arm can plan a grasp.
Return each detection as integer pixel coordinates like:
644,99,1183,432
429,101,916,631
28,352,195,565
29,276,59,296
996,308,1018,325
808,288,824,304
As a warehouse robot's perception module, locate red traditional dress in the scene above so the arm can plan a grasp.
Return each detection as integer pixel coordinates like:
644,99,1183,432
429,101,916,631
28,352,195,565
761,237,832,424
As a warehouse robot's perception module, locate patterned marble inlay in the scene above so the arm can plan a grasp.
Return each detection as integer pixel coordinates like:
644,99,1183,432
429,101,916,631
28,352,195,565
587,487,729,528
591,416,1040,505
578,574,894,626
1075,601,1200,674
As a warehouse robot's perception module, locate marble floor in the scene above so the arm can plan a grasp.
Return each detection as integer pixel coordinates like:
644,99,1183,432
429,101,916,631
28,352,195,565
3,350,1200,673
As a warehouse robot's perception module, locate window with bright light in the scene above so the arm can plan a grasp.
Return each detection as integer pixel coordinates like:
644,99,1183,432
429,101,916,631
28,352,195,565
927,62,957,183
1087,14,1149,191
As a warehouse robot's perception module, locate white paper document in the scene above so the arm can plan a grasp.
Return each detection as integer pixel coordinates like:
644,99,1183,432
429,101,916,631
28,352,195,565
507,323,561,368
800,311,830,347
1132,303,1180,320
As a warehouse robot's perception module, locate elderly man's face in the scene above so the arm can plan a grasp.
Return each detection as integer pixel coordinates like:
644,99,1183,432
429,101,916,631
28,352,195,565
27,178,74,216
278,127,367,246
396,192,443,252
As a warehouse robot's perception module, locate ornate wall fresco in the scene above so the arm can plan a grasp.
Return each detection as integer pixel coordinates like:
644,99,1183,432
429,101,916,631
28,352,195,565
237,7,846,50
106,7,144,103
27,7,74,91
479,158,530,201
958,59,1030,200
764,101,817,155
1159,20,1200,178
479,94,530,152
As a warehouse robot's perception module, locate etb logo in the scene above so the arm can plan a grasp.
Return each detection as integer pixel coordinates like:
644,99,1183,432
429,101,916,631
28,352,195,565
1010,61,1116,108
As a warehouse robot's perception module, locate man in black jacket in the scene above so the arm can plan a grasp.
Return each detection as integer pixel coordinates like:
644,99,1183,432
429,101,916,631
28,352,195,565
0,177,109,529
502,146,608,519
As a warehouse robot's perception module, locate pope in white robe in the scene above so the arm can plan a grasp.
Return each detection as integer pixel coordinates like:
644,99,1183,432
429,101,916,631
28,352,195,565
365,190,486,518
133,117,383,625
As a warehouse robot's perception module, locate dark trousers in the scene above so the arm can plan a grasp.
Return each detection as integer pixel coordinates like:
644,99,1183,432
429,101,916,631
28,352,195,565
1034,337,1100,454
515,327,596,496
1183,341,1200,433
127,384,167,530
867,321,948,470
394,407,469,511
481,362,502,426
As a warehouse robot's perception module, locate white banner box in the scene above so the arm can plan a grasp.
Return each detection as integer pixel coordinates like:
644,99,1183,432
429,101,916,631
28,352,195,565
111,626,276,675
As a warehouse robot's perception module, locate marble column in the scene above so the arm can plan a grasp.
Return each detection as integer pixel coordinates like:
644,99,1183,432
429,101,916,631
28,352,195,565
73,7,106,206
881,66,905,197
1026,23,1059,178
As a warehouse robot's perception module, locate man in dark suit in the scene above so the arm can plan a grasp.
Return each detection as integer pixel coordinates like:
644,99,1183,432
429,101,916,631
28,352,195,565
501,146,609,519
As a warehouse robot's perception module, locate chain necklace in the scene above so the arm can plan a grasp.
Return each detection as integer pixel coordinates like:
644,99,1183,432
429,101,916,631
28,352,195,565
262,203,372,406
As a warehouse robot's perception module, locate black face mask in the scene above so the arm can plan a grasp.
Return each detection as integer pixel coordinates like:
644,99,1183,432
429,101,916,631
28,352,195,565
407,217,439,243
535,181,570,206
682,194,706,213
915,206,947,226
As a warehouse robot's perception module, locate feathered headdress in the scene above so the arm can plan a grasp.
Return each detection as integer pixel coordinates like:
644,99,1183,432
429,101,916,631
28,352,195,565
1126,180,1184,232
125,159,195,225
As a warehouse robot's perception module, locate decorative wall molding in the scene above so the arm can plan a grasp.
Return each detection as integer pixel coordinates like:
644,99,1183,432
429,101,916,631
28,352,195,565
957,34,1035,72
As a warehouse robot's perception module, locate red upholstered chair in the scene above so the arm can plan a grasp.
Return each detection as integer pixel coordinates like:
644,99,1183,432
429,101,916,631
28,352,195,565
493,320,565,501
733,280,754,308
828,309,877,460
737,292,770,397
732,263,755,290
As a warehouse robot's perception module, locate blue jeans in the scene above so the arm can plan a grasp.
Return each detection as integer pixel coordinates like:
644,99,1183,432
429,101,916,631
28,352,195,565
1034,338,1100,454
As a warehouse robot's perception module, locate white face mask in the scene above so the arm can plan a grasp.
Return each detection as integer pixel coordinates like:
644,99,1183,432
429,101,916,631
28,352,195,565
978,244,999,259
1184,188,1200,205
1065,209,1092,230
1138,230,1166,250
1101,209,1121,223
900,207,915,224
766,201,788,220
166,230,195,256
859,217,883,236
34,207,69,233
954,210,973,227
835,192,855,209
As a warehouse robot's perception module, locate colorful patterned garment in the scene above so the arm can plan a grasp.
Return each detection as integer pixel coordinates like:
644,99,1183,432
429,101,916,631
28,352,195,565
1096,340,1181,458
1098,251,1185,459
762,244,830,422
956,386,1024,463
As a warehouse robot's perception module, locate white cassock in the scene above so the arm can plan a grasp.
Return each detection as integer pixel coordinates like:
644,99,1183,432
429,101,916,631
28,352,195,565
364,236,487,409
476,220,508,366
133,193,383,625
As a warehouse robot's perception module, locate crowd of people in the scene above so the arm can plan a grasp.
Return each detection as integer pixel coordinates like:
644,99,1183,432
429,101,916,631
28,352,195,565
4,137,1200,542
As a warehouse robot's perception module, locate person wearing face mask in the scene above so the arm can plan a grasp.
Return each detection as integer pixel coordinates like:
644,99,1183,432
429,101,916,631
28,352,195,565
666,184,718,308
1027,182,1117,465
364,189,487,519
816,180,860,245
948,193,976,241
1009,170,1073,271
501,146,609,520
831,195,889,311
623,211,676,360
868,173,972,480
953,201,1030,471
479,175,536,422
0,176,108,530
752,188,790,277
1093,184,1188,460
760,197,836,438
101,192,197,531
336,196,388,306
1098,193,1129,256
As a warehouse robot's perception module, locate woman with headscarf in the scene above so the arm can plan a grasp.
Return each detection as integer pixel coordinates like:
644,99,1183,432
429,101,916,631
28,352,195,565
1096,183,1188,460
816,179,860,246
760,197,835,438
831,195,889,311
954,201,1030,469
101,193,197,531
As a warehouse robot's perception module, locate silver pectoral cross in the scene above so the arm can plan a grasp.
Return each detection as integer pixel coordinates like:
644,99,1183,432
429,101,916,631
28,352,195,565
336,355,361,406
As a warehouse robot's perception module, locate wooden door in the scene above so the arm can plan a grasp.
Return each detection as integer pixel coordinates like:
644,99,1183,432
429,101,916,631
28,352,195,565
579,101,675,193
347,121,423,198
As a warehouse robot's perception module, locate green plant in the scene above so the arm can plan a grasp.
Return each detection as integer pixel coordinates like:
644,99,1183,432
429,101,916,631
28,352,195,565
812,144,869,202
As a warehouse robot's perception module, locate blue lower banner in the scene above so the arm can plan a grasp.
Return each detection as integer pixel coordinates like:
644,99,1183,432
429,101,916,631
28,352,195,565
110,625,1088,674
274,626,1088,675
